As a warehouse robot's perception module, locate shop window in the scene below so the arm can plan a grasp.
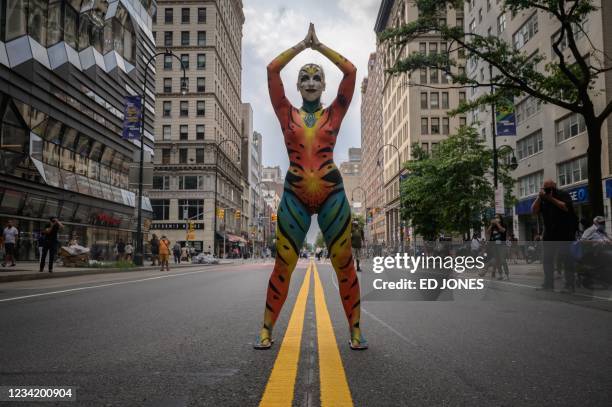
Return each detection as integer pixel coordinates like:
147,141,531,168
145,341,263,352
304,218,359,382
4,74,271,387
0,189,25,214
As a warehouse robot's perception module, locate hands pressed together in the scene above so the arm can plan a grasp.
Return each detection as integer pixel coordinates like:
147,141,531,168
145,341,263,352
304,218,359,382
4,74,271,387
299,23,322,50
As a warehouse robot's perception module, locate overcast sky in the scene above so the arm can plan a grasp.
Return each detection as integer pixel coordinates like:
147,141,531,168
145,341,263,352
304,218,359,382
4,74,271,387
241,0,379,171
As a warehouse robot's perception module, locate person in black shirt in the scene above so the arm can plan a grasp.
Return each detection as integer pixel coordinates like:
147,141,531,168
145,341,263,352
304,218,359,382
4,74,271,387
531,180,578,292
39,217,63,273
487,214,509,280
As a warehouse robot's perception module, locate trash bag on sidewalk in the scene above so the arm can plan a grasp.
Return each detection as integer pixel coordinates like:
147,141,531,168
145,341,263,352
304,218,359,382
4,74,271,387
60,245,90,267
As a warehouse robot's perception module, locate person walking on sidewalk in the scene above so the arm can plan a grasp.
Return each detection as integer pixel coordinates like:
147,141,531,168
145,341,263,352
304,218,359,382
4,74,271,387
531,179,578,292
2,220,19,267
124,242,134,262
150,234,159,266
40,217,63,273
487,214,509,280
173,242,181,264
351,219,364,271
158,235,171,271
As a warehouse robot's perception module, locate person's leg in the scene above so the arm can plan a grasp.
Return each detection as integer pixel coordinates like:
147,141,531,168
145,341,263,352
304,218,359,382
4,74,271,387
542,241,555,288
39,246,49,272
561,241,575,290
317,189,364,348
258,191,310,346
48,245,56,272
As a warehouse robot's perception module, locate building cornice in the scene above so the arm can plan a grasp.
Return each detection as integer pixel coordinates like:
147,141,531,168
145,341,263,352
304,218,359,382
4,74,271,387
374,0,395,33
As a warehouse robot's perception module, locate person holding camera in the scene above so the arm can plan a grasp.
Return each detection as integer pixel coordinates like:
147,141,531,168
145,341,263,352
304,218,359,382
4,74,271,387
487,214,509,280
531,180,578,292
39,216,63,273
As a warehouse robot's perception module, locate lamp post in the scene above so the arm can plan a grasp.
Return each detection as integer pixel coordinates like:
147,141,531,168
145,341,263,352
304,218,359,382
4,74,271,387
376,143,404,253
134,49,186,266
213,139,241,257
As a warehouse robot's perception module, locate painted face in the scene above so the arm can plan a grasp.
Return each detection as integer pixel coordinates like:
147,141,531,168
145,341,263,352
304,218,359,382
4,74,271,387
297,64,325,103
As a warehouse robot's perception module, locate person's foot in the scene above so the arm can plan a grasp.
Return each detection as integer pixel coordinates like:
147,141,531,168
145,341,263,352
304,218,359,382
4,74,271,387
48,270,53,273
496,276,503,280
349,331,368,350
254,327,273,350
10,263,15,267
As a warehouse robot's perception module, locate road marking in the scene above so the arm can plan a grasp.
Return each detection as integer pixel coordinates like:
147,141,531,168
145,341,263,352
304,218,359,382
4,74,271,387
312,261,353,407
259,264,312,407
0,269,212,303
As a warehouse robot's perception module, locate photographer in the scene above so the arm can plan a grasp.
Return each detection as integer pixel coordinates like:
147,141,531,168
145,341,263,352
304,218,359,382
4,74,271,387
39,217,63,273
487,215,509,280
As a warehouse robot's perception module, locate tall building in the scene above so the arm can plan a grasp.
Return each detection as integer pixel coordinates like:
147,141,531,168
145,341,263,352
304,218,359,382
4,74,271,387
0,0,157,260
375,0,466,247
361,52,386,245
150,0,245,255
262,165,284,198
339,147,363,217
465,0,611,239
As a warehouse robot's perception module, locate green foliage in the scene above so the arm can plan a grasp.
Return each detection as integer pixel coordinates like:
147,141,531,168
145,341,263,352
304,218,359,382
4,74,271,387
315,232,326,248
401,126,513,238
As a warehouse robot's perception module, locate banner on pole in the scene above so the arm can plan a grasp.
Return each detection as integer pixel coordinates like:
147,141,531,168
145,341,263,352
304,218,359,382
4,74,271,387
122,95,142,140
495,98,516,136
495,185,505,215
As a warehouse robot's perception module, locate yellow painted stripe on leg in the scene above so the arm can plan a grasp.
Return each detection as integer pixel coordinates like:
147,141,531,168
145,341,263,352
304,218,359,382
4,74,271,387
259,263,312,407
312,260,354,406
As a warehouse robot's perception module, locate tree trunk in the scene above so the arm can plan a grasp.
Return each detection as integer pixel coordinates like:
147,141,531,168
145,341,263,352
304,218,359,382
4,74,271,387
586,119,604,216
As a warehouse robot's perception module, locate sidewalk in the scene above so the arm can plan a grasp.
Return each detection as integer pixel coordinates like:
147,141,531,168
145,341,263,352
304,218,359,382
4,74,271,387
0,260,233,283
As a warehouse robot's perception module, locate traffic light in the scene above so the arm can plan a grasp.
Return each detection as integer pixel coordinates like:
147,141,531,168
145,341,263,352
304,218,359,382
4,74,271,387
235,210,241,220
188,221,195,232
271,213,277,222
217,208,225,219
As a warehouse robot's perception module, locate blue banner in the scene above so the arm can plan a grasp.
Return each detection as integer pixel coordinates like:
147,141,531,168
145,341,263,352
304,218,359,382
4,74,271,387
606,179,612,198
495,98,516,136
122,95,142,140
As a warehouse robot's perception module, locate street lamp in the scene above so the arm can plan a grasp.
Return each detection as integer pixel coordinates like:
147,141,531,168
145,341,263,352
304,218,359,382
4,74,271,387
213,138,241,257
376,143,404,253
134,49,186,266
494,144,518,186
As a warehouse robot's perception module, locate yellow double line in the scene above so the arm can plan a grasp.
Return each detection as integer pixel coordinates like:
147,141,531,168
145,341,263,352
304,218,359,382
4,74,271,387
259,260,353,407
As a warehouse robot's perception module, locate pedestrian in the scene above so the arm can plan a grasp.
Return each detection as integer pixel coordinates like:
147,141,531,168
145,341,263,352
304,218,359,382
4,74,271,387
470,233,482,257
351,219,364,271
150,234,159,266
37,232,46,260
124,241,134,262
2,220,19,267
173,242,181,264
116,239,126,261
158,235,171,271
531,179,578,292
40,217,63,273
487,214,509,280
181,245,189,262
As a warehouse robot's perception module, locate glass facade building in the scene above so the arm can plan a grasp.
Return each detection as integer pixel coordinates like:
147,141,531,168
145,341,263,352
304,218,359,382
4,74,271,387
0,0,157,260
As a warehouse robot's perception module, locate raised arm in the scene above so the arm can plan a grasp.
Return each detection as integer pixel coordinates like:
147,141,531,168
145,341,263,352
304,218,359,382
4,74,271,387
267,40,307,122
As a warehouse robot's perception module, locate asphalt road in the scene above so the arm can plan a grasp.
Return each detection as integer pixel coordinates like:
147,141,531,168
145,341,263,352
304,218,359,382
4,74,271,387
0,259,610,406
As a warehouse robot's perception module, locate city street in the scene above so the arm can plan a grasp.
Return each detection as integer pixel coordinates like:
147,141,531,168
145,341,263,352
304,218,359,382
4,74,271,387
1,260,610,406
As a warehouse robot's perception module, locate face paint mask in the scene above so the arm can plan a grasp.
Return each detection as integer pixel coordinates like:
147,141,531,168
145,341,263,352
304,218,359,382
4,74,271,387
297,64,325,103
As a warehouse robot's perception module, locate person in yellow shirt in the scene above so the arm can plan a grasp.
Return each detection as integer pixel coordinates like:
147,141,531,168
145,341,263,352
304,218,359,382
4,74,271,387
158,235,171,271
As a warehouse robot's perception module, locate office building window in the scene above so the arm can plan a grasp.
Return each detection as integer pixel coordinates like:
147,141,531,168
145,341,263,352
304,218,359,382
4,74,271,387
196,148,205,163
430,92,439,109
162,125,171,140
497,13,506,34
164,8,173,24
441,92,449,109
163,78,172,93
419,42,426,54
517,130,543,160
181,8,190,24
179,175,203,190
162,149,171,164
459,91,466,104
420,93,428,109
197,101,205,116
442,118,449,135
180,101,188,116
180,54,189,70
163,101,171,117
164,55,172,70
164,31,172,47
556,113,586,143
153,176,170,190
420,68,427,84
198,31,206,46
431,118,440,134
516,96,542,124
198,8,207,23
179,199,204,220
558,156,587,187
430,69,438,84
181,31,189,46
197,77,206,92
519,172,544,197
421,118,429,135
197,53,206,69
179,148,188,164
429,42,438,55
459,117,467,127
152,199,170,220
196,125,205,140
179,125,188,140
513,13,538,50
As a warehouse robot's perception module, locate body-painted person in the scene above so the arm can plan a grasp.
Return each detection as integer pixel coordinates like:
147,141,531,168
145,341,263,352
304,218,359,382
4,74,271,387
255,24,366,350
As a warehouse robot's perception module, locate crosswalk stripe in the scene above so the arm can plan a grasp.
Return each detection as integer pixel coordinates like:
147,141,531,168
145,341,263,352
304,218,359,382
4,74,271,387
259,264,312,406
312,260,354,406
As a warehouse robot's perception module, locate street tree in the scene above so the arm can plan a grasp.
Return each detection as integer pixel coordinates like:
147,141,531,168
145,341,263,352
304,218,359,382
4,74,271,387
380,0,612,216
315,231,326,248
401,126,512,238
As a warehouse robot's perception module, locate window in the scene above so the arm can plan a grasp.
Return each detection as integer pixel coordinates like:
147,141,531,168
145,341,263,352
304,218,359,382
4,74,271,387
478,8,483,23
162,125,171,140
420,93,428,109
179,175,202,190
163,101,171,117
517,130,543,160
179,199,204,220
180,54,189,70
497,13,506,34
516,96,542,124
181,8,190,24
197,77,206,92
556,113,586,143
429,43,438,55
153,176,170,190
442,117,449,135
181,31,190,46
469,18,476,33
198,8,207,23
152,199,170,220
558,156,587,187
164,31,173,47
421,118,429,134
513,13,538,49
419,42,426,54
551,20,589,55
163,78,172,93
430,92,439,109
180,101,188,116
179,148,188,164
456,17,463,28
459,117,467,127
164,8,173,24
459,92,466,104
441,92,449,109
519,172,544,197
431,118,440,134
180,125,188,140
197,53,206,69
420,68,427,84
164,55,172,70
197,101,205,116
198,31,206,46
162,149,171,164
196,125,205,139
196,148,205,163
430,69,438,84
